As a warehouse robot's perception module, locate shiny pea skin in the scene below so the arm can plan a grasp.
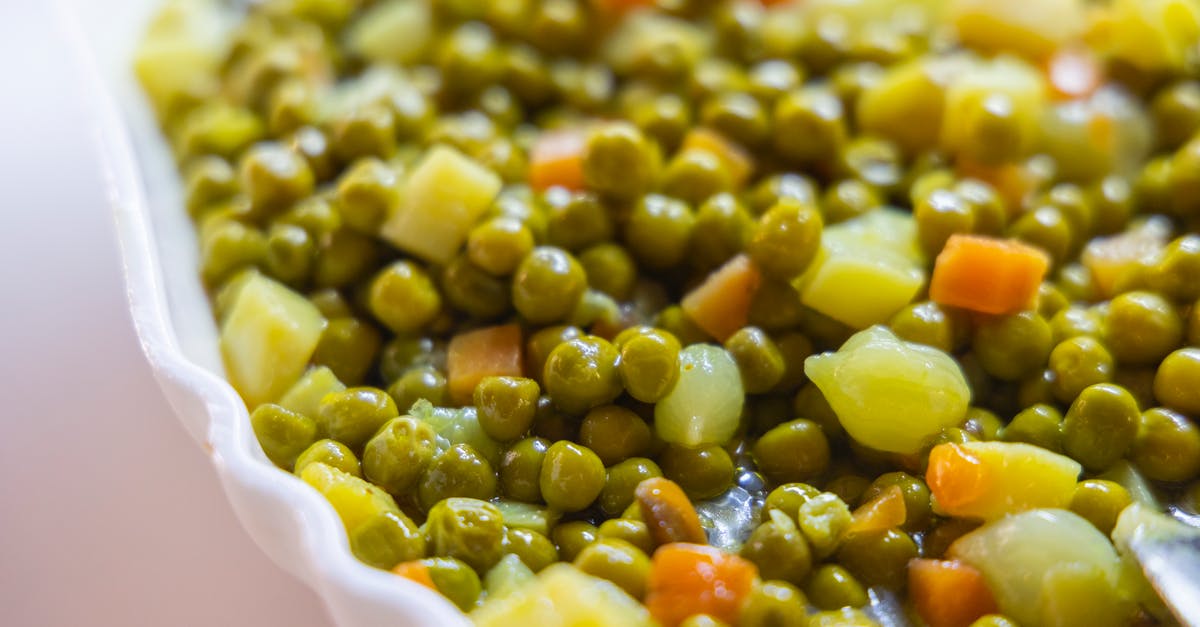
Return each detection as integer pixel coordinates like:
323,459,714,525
362,416,437,496
499,437,550,503
250,403,317,471
599,457,664,516
1062,383,1141,472
294,439,360,477
619,328,682,403
540,441,606,512
573,538,652,599
419,443,498,510
316,387,399,450
475,376,540,442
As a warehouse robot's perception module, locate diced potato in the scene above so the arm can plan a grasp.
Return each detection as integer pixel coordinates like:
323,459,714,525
805,326,970,454
134,0,229,117
492,500,562,538
1082,217,1170,298
941,57,1045,162
346,0,433,67
380,145,502,264
794,209,926,329
950,509,1127,627
483,554,536,601
220,274,327,408
857,57,969,155
472,564,655,627
277,366,346,419
300,461,400,533
927,441,1081,520
1039,563,1135,627
949,0,1085,60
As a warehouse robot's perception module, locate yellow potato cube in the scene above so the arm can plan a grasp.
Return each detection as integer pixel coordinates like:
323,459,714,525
300,462,400,533
472,564,654,627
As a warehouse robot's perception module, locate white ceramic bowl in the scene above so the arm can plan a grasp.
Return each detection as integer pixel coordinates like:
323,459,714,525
60,2,471,624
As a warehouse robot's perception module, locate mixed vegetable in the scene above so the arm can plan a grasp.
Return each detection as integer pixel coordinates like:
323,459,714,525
137,0,1200,624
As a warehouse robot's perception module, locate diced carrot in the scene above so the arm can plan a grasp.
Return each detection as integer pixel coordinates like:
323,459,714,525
956,159,1037,217
680,128,754,189
446,324,524,406
392,560,438,590
847,485,907,535
636,477,707,545
645,543,758,627
926,443,990,513
681,254,762,342
529,129,587,192
929,234,1050,315
1045,47,1103,101
909,558,999,627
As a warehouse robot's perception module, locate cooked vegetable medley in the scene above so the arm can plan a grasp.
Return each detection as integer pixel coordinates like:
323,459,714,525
137,0,1200,624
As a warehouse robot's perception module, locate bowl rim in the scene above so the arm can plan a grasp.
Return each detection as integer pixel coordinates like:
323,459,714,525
55,2,471,624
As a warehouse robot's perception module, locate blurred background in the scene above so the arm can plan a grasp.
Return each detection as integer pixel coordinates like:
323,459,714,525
0,3,332,625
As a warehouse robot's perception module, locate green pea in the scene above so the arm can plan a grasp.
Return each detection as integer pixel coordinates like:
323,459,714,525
596,518,655,556
368,261,442,335
419,443,498,511
600,457,664,516
513,247,587,325
1051,305,1104,343
238,142,315,218
797,492,851,558
1104,291,1183,366
200,219,267,287
473,376,540,443
822,178,882,225
741,510,812,586
1009,206,1072,266
1154,348,1200,416
746,173,818,215
580,405,652,466
889,301,966,354
662,149,733,206
689,193,753,273
1038,283,1070,320
862,472,932,531
501,526,559,573
725,326,786,394
973,311,1053,381
739,580,809,627
532,395,579,442
335,158,399,234
823,474,872,507
551,521,599,562
660,443,734,500
1003,404,1064,453
836,528,917,589
578,243,638,301
624,194,696,270
1131,407,1200,482
544,336,623,415
183,156,236,218
530,0,588,55
1063,383,1141,472
747,199,823,280
540,441,606,512
970,616,1021,627
437,22,503,96
499,437,550,504
441,254,512,320
774,86,847,168
583,122,661,201
316,387,399,450
314,229,382,289
763,483,821,523
250,403,318,471
793,382,845,444
749,279,807,332
701,91,769,148
526,325,584,385
962,407,1004,442
175,102,263,161
288,126,336,183
1069,479,1133,536
916,188,975,258
544,191,614,252
573,538,652,599
1049,335,1115,405
312,317,382,387
630,93,692,153
363,416,437,496
349,510,424,570
805,564,868,610
422,557,482,611
754,419,831,484
773,332,816,393
294,439,360,477
386,366,449,413
680,615,731,627
618,328,682,403
331,103,397,162
467,216,534,277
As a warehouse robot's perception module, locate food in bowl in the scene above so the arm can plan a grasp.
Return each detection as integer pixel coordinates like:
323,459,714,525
135,0,1200,624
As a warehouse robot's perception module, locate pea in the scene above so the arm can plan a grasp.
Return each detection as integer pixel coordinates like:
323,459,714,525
583,123,661,201
596,518,655,555
763,483,821,523
183,156,236,217
748,278,806,332
962,407,1004,442
973,311,1053,381
774,332,817,393
316,387,399,450
532,396,579,442
822,178,882,225
660,444,734,500
600,457,664,516
422,557,482,611
551,521,599,562
573,538,652,599
1051,305,1104,343
239,142,315,218
916,188,975,258
747,199,823,281
289,126,336,183
1063,383,1141,472
701,91,769,149
725,327,786,394
525,325,583,385
544,191,614,252
618,328,682,403
579,243,638,301
386,366,449,414
330,104,397,163
741,510,812,586
805,564,868,610
250,403,318,471
862,472,932,531
888,301,965,354
441,255,512,320
362,416,437,496
1003,404,1065,452
970,617,1021,627
797,492,851,558
1048,335,1115,404
334,158,398,234
314,229,382,289
957,179,1007,235
200,219,266,287
739,580,809,627
793,382,845,444
1009,206,1072,266
349,510,424,570
1104,291,1183,366
368,261,442,335
294,439,360,477
836,528,918,589
502,527,559,572
474,376,540,442
1069,479,1133,536
1154,348,1200,416
543,336,623,415
312,318,381,387
823,474,872,508
540,441,606,512
499,437,550,504
680,615,730,627
1037,282,1070,320
747,173,818,215
624,194,696,270
662,149,733,206
467,216,534,277
1131,407,1200,482
580,405,652,466
754,419,831,484
419,443,498,511
630,94,692,153
513,247,587,325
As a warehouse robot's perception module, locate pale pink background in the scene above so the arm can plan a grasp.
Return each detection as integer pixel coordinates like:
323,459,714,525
0,3,333,625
